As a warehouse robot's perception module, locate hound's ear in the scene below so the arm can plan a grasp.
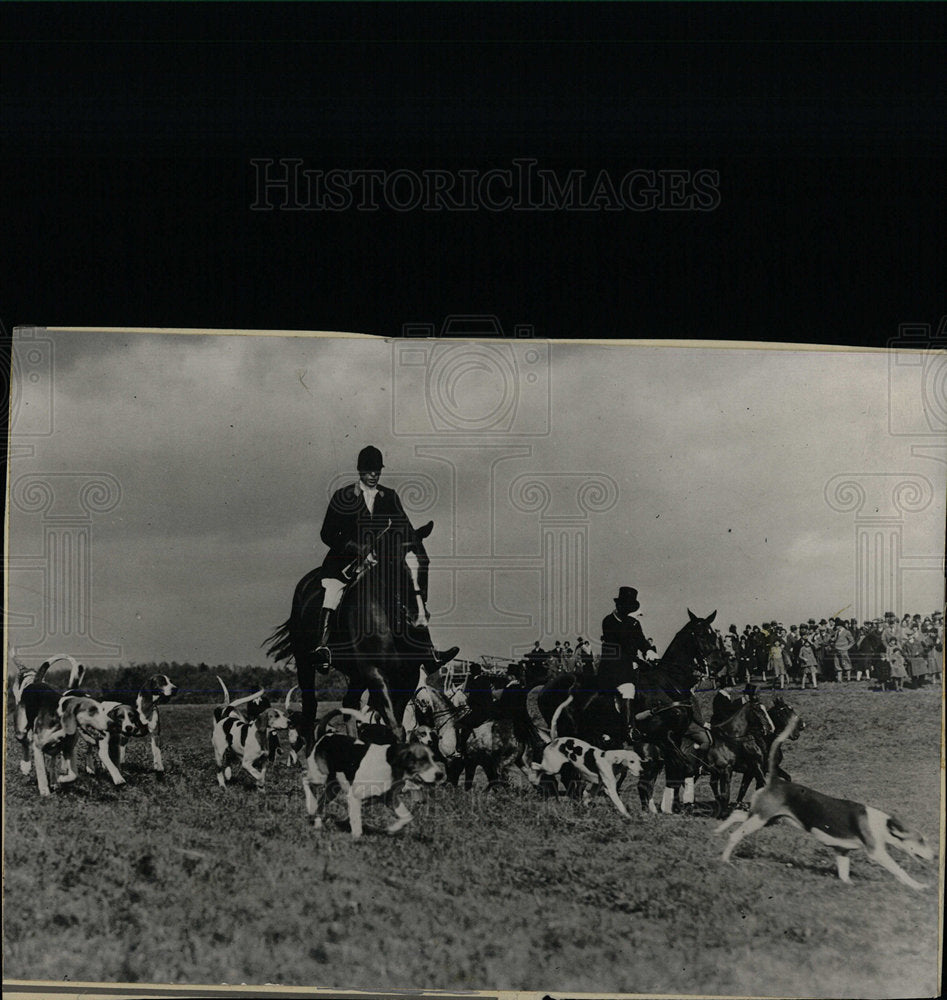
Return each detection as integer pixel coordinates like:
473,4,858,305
706,610,717,624
687,609,697,622
59,697,79,735
886,816,910,841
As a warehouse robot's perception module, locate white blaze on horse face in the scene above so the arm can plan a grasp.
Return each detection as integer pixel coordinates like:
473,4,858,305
617,682,636,700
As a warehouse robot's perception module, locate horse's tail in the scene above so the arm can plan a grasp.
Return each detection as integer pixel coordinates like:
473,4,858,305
766,711,799,783
263,619,293,662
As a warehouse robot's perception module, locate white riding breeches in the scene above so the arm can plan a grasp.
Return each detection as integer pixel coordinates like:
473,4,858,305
323,577,345,610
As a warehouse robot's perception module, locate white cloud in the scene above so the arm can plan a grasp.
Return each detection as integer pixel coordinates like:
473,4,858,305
8,332,945,665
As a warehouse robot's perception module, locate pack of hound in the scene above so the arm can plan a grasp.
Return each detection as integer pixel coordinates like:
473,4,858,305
10,652,935,884
11,651,177,796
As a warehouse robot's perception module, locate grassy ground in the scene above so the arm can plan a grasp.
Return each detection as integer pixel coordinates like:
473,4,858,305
3,682,942,997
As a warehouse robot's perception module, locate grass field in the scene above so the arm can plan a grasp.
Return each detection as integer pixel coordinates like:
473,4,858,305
3,682,943,997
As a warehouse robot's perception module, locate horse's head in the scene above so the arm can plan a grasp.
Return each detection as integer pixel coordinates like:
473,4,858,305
411,683,458,757
661,609,718,685
769,697,803,739
685,608,718,655
748,699,776,738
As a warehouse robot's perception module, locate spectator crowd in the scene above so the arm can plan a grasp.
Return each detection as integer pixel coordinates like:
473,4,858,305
711,610,944,691
453,610,943,696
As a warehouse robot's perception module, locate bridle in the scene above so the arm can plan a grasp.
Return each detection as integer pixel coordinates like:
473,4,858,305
412,687,465,735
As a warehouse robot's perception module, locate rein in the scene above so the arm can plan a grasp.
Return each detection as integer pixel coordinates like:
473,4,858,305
413,688,466,734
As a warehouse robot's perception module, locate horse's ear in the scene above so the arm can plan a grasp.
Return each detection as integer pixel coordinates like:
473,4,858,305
687,608,697,622
416,520,434,541
706,610,717,624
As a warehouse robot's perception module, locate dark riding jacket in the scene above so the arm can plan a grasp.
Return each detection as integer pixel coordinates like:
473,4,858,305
599,611,652,689
320,482,416,579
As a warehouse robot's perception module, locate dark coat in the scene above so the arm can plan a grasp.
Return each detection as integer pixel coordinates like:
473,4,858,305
319,482,415,579
711,690,741,726
599,611,651,689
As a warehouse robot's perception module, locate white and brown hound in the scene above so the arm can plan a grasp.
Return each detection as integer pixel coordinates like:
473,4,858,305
302,721,446,838
717,714,934,889
14,679,112,796
530,736,646,818
129,673,178,777
212,678,289,789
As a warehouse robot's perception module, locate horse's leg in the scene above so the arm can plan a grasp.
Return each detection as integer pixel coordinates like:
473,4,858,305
663,755,686,814
715,765,733,817
734,768,753,807
341,685,363,738
445,755,463,786
638,758,660,813
296,654,318,748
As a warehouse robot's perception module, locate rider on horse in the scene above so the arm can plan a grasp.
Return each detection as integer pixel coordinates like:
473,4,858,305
313,445,459,673
598,586,655,695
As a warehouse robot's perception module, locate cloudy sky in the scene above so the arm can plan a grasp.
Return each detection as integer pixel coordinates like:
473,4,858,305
7,330,945,669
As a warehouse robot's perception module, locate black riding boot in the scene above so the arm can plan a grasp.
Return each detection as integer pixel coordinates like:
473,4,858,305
314,608,335,673
417,627,459,671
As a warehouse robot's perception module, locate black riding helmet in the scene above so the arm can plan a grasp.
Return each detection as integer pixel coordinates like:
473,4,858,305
357,445,384,471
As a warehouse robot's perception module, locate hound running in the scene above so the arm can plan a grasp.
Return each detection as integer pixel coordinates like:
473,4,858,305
716,713,934,889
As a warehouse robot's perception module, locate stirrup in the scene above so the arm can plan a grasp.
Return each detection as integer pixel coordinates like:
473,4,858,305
314,645,332,673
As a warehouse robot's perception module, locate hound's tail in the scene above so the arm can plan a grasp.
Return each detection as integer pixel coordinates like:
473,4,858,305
766,712,799,783
526,685,552,746
549,695,573,741
214,675,231,723
284,685,300,714
313,707,374,742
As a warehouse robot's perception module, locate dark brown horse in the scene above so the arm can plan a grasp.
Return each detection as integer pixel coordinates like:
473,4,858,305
264,522,436,743
699,698,776,816
730,695,804,806
630,609,722,810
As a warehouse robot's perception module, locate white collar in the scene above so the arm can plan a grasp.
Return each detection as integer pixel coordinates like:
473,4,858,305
358,480,379,495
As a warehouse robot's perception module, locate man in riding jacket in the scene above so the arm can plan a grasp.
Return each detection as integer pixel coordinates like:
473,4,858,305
598,586,654,694
314,445,459,670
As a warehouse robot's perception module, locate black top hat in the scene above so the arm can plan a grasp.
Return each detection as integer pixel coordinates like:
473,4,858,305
357,445,384,471
614,587,640,612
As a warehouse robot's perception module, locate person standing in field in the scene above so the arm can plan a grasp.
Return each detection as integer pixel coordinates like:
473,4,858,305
798,626,819,690
832,617,855,682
